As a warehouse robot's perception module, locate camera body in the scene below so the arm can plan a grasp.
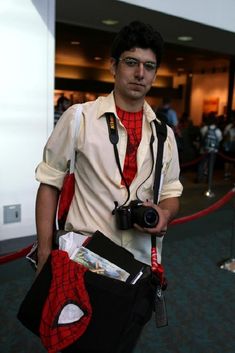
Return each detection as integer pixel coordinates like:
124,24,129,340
116,200,159,230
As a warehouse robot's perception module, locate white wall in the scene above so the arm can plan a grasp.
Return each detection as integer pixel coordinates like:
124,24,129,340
119,0,235,32
0,0,55,241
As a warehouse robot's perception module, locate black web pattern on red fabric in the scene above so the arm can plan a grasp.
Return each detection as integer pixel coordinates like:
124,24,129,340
39,250,92,353
116,107,143,186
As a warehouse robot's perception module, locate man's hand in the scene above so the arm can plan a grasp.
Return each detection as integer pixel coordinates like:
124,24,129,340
134,197,179,236
36,248,51,276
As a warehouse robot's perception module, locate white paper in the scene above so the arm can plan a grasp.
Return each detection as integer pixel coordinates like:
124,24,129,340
59,232,89,258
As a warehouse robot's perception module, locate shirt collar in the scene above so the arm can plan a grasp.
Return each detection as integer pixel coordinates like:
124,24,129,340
96,92,117,119
96,91,160,124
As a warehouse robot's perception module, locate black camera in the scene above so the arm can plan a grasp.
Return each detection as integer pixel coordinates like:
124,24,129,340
116,200,159,230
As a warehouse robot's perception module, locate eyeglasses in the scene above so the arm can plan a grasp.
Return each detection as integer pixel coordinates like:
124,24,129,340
118,57,157,72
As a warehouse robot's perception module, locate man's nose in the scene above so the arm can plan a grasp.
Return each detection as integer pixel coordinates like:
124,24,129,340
135,62,144,79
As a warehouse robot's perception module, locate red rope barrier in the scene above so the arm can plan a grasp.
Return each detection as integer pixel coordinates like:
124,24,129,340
0,244,33,265
0,188,234,265
170,188,235,225
218,151,235,163
180,153,207,168
180,149,235,169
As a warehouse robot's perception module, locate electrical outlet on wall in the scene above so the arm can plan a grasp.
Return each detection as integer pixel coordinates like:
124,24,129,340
3,204,21,224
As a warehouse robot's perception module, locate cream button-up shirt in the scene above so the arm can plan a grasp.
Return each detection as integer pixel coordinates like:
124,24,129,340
36,93,183,265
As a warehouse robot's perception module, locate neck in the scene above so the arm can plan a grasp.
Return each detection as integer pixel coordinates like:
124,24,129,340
113,92,144,112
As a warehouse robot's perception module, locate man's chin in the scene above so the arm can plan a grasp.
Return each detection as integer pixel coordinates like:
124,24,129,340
129,88,148,99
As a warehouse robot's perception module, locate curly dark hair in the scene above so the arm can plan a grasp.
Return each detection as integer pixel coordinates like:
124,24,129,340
111,21,164,68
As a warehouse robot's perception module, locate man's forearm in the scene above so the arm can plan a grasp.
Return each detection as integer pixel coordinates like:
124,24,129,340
158,197,180,223
35,183,60,271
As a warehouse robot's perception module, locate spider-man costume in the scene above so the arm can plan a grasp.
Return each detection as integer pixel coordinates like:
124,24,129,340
39,250,92,353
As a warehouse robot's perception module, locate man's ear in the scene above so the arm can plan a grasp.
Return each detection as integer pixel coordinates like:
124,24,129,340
110,57,117,77
154,68,158,80
152,70,158,84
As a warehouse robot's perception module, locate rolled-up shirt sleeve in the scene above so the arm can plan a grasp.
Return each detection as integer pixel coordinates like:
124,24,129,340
35,105,78,190
159,127,183,201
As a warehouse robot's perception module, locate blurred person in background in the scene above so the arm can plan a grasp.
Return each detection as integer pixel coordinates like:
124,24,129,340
157,96,178,127
195,113,222,183
157,98,182,162
222,112,235,180
54,93,71,126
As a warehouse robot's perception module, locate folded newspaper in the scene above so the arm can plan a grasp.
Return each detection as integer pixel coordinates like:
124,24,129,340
59,232,130,282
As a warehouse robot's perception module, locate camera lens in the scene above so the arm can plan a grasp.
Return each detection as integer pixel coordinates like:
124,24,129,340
132,204,159,228
144,208,159,227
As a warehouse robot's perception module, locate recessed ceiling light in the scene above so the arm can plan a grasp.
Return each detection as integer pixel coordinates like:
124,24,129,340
102,19,119,26
176,57,184,61
94,56,102,61
177,36,193,42
70,41,80,45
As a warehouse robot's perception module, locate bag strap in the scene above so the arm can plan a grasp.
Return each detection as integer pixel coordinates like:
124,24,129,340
151,119,168,328
69,104,83,174
152,119,167,204
151,118,167,288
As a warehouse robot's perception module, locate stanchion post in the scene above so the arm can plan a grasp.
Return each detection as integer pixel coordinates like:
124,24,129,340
219,197,235,273
204,151,216,197
231,218,235,259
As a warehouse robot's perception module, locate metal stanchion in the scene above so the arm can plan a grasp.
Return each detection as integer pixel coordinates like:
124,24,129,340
219,215,235,273
204,151,216,198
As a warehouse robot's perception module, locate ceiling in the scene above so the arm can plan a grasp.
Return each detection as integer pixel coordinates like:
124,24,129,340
55,0,235,77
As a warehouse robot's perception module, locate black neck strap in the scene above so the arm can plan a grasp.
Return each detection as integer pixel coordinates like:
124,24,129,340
106,113,130,207
105,112,167,206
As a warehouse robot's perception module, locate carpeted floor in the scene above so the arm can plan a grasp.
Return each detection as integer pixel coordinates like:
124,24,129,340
135,208,235,353
1,169,235,353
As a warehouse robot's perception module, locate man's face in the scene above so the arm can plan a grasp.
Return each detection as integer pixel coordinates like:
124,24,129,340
110,47,157,104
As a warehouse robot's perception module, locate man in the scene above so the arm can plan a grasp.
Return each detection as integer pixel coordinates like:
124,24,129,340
35,21,183,352
223,114,235,180
157,96,183,160
196,113,222,183
157,96,178,127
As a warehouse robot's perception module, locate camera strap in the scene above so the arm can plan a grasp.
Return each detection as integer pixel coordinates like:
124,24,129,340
106,113,166,263
151,118,167,285
105,113,167,209
106,112,168,327
150,119,168,328
105,113,131,208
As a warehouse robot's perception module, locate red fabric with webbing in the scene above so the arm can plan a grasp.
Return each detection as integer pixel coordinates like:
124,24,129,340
117,106,143,186
57,104,83,230
39,250,92,353
151,245,164,285
57,173,75,229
